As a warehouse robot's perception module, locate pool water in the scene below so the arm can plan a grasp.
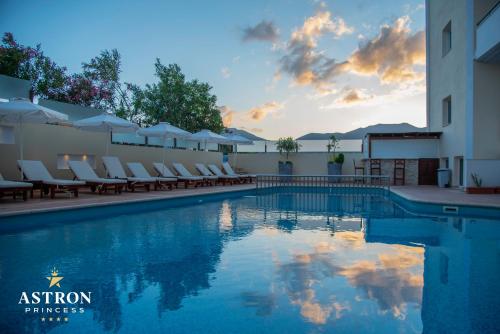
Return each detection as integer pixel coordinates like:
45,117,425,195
0,189,499,333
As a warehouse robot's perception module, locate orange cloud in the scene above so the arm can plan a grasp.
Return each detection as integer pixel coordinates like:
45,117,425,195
279,10,352,92
248,101,284,121
348,16,425,83
219,106,234,127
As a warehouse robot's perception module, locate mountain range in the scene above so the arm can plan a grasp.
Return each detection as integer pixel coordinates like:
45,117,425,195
295,123,425,140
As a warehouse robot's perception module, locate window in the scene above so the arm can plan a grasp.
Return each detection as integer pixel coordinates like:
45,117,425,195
442,96,452,126
442,21,452,56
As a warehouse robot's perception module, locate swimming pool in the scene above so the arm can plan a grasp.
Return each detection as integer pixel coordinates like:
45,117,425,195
1,188,499,333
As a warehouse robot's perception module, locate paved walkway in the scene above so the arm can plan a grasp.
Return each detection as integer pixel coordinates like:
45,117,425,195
2,184,499,217
391,185,500,208
0,184,255,217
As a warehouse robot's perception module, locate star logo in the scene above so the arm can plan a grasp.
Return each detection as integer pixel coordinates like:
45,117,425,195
46,267,63,288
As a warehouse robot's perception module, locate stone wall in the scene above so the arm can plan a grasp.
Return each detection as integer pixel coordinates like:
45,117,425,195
367,159,419,185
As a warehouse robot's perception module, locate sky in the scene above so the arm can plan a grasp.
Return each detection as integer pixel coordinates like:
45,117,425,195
0,0,426,139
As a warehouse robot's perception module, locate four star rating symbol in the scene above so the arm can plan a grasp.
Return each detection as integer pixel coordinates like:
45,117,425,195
46,267,63,288
41,317,69,322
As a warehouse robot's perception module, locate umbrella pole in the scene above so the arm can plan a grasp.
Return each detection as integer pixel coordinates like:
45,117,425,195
162,136,166,167
106,129,110,156
234,144,238,169
19,120,24,180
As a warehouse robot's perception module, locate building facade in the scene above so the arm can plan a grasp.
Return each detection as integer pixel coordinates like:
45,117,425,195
426,0,500,188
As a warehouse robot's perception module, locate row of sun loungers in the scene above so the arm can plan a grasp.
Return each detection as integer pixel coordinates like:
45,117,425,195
0,158,255,201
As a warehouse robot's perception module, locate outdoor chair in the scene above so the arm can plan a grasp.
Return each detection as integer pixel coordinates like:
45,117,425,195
68,160,126,194
153,162,204,188
127,162,177,190
222,162,255,183
173,162,215,186
17,160,84,198
102,156,156,191
0,172,33,201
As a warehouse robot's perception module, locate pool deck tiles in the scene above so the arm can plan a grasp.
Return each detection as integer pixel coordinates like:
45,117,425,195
1,184,499,217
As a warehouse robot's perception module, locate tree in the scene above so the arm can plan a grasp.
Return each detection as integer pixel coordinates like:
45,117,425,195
137,60,223,132
276,137,300,160
0,32,67,101
82,49,127,111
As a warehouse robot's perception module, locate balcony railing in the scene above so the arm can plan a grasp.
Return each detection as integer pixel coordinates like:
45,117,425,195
256,174,391,190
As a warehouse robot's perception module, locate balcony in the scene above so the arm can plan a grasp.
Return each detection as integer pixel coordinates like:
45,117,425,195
476,1,500,63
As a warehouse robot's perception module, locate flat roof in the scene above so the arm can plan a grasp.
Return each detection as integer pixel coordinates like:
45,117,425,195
366,132,442,139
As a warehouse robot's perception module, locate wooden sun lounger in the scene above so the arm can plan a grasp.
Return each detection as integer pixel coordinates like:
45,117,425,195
196,163,237,185
173,162,216,187
17,160,85,198
68,160,126,194
0,173,33,201
153,163,204,189
102,156,157,192
127,162,178,190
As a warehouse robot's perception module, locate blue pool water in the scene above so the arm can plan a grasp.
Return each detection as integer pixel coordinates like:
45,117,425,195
0,188,499,333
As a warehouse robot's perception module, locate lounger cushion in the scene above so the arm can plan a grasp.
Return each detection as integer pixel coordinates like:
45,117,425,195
68,160,101,180
127,177,156,183
207,164,240,179
85,178,127,184
157,177,177,182
102,156,128,179
173,163,205,181
153,163,176,178
17,160,54,181
195,163,215,177
222,162,256,178
43,179,85,186
0,180,33,189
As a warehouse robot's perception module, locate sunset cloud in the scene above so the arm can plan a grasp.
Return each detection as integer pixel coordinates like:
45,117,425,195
335,88,373,105
279,10,352,92
248,101,284,121
242,20,279,42
278,13,424,97
219,105,235,127
348,16,425,83
219,102,284,128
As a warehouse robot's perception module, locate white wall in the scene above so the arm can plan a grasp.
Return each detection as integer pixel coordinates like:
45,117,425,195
427,0,468,186
230,152,364,175
0,75,31,100
466,159,500,187
370,139,440,159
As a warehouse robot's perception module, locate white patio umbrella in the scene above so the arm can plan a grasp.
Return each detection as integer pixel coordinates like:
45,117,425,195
223,133,254,168
137,122,192,166
189,129,231,151
73,113,139,156
0,98,69,178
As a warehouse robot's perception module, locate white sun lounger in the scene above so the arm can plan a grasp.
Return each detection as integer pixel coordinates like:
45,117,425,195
127,162,177,190
17,160,84,198
102,156,156,191
0,172,33,200
153,163,204,188
194,163,221,185
173,162,214,186
68,160,126,194
205,164,240,185
222,162,255,183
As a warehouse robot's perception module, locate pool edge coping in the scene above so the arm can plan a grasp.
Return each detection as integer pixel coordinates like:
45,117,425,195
1,185,499,219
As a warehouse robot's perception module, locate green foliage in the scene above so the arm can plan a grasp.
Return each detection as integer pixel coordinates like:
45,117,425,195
334,153,344,164
471,173,482,187
326,134,338,153
276,137,300,160
0,32,67,100
0,33,224,132
327,134,344,163
136,60,223,132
